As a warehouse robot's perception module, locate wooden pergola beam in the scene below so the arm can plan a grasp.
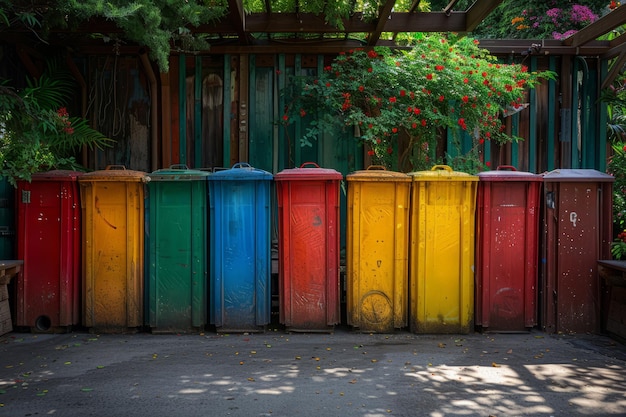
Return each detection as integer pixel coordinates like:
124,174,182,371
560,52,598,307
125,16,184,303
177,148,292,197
562,6,626,47
367,0,397,46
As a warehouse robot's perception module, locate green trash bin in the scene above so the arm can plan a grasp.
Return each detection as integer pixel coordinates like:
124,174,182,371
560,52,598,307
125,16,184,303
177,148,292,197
146,165,210,333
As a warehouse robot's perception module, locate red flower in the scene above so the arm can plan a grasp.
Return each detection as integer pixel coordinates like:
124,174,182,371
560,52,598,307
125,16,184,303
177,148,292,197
367,150,375,156
387,147,393,154
421,119,427,127
367,50,378,58
411,122,417,129
392,127,398,133
358,85,365,92
435,65,445,71
439,95,445,102
300,109,306,117
426,73,433,80
282,114,289,122
463,78,469,84
486,161,491,167
389,96,397,103
462,95,469,103
326,82,331,87
368,67,373,73
505,84,513,92
400,90,406,97
414,108,421,115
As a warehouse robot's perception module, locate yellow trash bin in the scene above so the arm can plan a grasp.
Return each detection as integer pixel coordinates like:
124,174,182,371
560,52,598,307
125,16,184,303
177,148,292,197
346,166,411,333
408,165,478,334
79,166,149,333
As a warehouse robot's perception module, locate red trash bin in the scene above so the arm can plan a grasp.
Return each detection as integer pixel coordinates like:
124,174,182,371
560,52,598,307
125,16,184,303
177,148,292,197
475,166,543,332
274,163,343,332
16,170,83,332
541,169,614,334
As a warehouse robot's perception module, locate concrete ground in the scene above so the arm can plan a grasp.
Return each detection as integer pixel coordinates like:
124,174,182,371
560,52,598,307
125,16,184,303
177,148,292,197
0,327,625,417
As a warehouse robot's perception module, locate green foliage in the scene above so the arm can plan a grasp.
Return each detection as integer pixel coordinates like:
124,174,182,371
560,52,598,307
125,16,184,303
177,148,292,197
282,33,555,172
472,0,609,40
61,0,228,72
603,77,626,245
0,60,113,186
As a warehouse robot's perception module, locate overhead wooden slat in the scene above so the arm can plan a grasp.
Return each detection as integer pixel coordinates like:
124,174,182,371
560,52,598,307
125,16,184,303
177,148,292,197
562,6,626,47
465,0,503,32
200,11,467,34
602,49,626,89
367,0,397,46
226,0,249,44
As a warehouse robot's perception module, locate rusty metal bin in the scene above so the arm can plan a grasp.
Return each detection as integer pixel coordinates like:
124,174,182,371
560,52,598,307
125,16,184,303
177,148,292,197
274,163,342,332
408,165,478,334
79,166,149,333
16,170,83,332
475,166,543,332
346,166,411,333
541,169,614,334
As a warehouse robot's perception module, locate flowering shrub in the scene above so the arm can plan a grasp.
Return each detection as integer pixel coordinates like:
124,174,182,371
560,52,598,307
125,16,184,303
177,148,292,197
282,33,555,171
474,1,607,40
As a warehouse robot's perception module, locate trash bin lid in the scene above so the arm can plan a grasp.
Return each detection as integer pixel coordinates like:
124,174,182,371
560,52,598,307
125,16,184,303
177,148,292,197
208,163,272,181
275,162,343,181
148,165,211,181
78,165,150,183
477,165,543,182
542,169,615,183
29,170,85,182
347,165,410,182
407,165,478,182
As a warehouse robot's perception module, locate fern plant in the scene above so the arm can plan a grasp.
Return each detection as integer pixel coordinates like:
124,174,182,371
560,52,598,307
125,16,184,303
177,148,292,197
0,59,113,186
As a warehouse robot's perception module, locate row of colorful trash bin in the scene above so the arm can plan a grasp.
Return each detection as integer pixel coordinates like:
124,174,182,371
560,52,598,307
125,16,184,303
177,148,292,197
12,163,614,335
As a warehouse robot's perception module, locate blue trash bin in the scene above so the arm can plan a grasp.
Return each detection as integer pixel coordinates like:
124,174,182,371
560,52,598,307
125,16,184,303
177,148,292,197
208,163,273,332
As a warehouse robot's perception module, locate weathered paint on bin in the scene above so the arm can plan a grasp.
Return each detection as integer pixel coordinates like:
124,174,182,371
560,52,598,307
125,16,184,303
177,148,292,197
475,166,543,332
79,166,148,333
346,167,411,333
208,163,272,332
274,163,342,332
146,166,210,333
409,165,478,334
16,170,83,332
542,169,614,334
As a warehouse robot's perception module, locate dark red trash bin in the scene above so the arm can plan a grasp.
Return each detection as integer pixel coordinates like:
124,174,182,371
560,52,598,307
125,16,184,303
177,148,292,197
475,166,543,332
16,170,83,332
274,163,343,332
541,169,614,334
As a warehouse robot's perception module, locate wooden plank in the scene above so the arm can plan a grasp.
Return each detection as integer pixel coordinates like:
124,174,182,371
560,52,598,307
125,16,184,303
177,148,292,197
606,286,626,339
0,260,22,285
0,300,12,335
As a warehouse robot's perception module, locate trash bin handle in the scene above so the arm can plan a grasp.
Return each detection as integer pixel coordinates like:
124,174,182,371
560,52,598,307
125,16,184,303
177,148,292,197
232,162,252,169
430,165,453,172
105,165,126,170
366,165,387,171
496,165,517,171
300,162,320,168
169,164,189,170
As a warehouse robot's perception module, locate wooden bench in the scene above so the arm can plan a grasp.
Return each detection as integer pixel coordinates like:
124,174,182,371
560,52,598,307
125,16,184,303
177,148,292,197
597,260,626,342
0,260,23,336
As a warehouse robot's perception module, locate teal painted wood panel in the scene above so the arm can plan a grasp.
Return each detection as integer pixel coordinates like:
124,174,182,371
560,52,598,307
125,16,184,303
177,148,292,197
248,57,274,173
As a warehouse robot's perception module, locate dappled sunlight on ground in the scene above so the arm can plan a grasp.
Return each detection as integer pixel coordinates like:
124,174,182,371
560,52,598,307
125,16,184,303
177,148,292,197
0,331,624,416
